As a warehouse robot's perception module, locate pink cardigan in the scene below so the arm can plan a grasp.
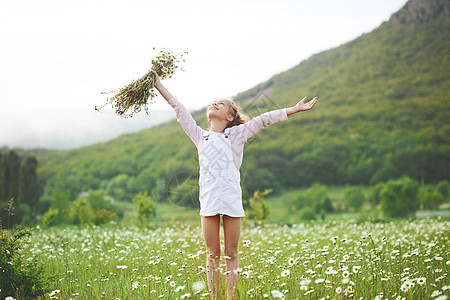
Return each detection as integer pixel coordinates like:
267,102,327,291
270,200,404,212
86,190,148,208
168,96,288,170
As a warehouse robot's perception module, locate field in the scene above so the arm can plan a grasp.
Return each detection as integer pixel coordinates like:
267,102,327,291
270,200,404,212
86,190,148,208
22,218,449,299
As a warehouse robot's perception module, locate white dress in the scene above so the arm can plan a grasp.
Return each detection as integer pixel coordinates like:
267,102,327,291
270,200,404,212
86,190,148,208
167,96,289,217
198,128,244,217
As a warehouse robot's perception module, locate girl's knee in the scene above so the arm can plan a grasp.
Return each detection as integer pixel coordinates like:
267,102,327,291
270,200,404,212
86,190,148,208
224,247,238,259
207,247,221,260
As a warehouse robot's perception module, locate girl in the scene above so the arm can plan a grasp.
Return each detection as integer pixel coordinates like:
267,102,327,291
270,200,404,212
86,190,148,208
152,70,317,299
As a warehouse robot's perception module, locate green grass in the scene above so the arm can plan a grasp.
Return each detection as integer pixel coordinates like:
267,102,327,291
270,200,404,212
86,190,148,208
22,218,449,299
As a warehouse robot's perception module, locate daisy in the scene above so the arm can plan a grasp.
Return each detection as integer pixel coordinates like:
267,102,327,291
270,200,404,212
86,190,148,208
271,290,285,299
175,285,186,292
416,277,426,285
300,278,311,286
353,266,361,273
431,290,442,297
192,281,206,292
315,278,325,284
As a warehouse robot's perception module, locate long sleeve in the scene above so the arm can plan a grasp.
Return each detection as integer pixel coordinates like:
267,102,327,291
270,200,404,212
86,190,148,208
167,96,204,147
231,108,288,145
227,108,288,170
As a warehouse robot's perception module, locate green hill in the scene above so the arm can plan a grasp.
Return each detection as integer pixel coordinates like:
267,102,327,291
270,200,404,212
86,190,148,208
36,0,450,205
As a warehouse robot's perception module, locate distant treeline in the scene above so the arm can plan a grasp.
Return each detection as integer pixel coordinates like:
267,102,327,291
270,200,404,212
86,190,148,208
0,150,39,226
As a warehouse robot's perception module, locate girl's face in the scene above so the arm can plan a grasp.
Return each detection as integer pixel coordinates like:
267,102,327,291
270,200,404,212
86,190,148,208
207,100,234,122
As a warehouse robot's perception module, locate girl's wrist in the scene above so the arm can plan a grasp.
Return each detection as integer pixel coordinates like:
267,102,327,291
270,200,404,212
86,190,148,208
154,82,162,90
286,106,297,116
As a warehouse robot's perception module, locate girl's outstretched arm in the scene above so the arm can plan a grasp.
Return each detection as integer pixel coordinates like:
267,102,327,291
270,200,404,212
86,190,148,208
151,70,203,147
231,96,318,146
152,70,174,101
286,97,318,116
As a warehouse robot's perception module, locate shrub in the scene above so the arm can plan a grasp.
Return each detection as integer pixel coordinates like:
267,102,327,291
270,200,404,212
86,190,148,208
380,176,419,218
299,206,317,221
133,191,157,225
369,182,384,207
245,189,272,222
42,208,59,229
64,198,92,225
436,180,449,199
419,185,444,210
344,187,366,210
0,228,49,299
294,182,331,213
91,208,117,225
85,189,115,211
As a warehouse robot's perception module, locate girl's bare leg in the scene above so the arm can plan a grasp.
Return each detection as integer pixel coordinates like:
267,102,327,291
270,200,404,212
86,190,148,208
201,215,221,299
223,215,241,300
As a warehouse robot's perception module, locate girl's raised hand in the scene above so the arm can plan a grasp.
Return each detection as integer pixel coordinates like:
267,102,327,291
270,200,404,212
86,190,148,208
296,97,317,112
287,97,318,116
151,70,162,88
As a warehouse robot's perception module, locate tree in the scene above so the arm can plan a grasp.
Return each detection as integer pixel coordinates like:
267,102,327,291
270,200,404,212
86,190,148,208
84,189,114,211
436,180,449,199
321,197,334,213
242,166,279,199
380,176,419,218
0,151,21,225
49,189,72,225
419,185,444,210
18,156,39,217
4,150,21,202
0,152,4,202
294,182,332,213
369,182,384,207
344,187,366,210
106,174,130,202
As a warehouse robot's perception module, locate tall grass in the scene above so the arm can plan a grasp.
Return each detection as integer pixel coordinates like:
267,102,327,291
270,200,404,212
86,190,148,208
21,218,449,299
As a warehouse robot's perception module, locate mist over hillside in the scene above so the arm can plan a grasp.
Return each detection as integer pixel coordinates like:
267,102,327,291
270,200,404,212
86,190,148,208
2,108,175,150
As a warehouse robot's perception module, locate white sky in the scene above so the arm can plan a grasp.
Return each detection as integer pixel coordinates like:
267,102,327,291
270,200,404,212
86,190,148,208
0,0,408,149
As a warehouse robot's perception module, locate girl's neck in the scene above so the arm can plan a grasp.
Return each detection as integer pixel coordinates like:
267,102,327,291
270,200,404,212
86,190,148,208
209,119,228,133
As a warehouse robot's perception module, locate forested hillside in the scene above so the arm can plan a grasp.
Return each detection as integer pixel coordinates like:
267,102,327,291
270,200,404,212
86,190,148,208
30,0,450,207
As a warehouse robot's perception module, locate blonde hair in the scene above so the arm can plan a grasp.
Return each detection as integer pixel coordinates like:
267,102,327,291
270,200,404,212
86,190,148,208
225,99,250,129
207,98,249,129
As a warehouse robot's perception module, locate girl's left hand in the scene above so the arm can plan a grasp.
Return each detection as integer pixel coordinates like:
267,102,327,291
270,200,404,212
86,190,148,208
151,70,162,88
294,97,318,112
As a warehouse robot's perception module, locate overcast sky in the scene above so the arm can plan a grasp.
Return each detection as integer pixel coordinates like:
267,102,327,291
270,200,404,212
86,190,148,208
0,0,408,150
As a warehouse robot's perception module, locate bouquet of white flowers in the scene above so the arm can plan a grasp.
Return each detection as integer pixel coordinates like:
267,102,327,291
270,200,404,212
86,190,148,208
96,48,187,118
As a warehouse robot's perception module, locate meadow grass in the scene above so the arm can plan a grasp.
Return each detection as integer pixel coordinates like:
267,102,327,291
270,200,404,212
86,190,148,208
21,218,449,299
